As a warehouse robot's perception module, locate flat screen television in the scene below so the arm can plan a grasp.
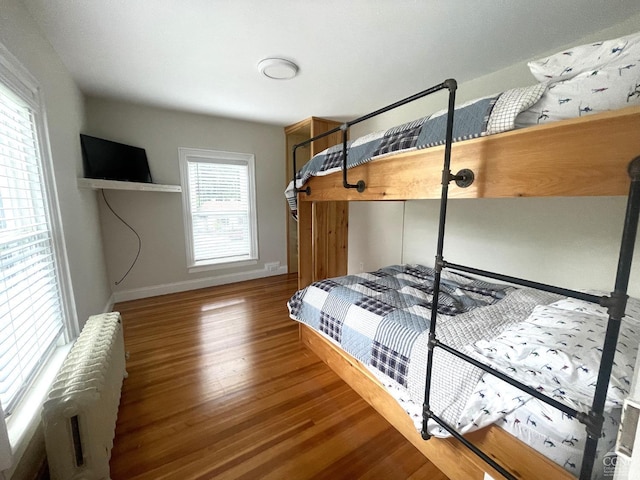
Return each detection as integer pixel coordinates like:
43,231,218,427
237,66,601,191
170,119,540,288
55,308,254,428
80,134,153,183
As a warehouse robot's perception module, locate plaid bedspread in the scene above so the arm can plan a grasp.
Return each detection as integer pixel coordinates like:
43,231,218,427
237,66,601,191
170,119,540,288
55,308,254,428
285,84,546,217
288,264,560,432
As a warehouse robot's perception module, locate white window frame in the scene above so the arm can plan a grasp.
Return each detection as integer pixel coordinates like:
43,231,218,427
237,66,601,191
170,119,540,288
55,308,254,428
178,147,259,272
0,42,77,473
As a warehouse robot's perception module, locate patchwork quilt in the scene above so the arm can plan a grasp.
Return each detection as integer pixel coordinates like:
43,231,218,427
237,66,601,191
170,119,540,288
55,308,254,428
287,264,562,429
285,84,546,217
287,265,640,461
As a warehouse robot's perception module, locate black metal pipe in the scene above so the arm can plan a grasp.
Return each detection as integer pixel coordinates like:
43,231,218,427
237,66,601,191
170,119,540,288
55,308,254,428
613,157,640,293
436,340,581,419
579,156,640,480
427,411,517,480
291,80,455,153
341,125,349,189
422,79,457,440
292,125,342,152
341,124,365,192
292,144,310,195
291,79,458,195
444,262,603,305
344,80,456,129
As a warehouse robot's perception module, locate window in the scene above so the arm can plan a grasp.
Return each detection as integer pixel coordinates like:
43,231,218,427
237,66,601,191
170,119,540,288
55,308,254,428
179,148,258,270
0,44,76,469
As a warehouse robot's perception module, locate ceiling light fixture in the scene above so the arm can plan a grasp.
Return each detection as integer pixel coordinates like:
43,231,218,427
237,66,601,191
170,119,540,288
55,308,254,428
258,58,299,80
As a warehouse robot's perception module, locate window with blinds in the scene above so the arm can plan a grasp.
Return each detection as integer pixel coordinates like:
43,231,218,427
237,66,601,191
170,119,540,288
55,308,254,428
178,148,258,268
0,72,67,415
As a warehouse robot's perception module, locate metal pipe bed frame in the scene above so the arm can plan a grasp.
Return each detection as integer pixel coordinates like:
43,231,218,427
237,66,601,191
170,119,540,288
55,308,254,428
291,79,640,480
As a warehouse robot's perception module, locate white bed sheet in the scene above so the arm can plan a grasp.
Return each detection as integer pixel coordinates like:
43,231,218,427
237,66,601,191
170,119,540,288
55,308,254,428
498,397,619,479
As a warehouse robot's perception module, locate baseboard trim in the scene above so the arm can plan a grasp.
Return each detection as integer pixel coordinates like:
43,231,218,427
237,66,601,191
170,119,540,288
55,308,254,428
112,266,289,303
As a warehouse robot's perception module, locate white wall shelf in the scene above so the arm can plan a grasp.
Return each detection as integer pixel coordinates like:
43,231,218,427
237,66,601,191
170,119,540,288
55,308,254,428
77,178,182,193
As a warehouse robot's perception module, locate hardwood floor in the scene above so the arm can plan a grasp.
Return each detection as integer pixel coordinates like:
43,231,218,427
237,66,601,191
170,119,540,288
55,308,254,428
110,274,448,479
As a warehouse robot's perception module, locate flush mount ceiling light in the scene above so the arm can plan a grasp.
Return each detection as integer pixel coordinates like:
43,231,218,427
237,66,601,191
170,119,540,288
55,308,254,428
258,58,299,80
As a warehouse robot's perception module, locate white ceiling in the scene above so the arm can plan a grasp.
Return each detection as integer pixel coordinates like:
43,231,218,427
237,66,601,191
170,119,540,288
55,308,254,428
23,0,640,126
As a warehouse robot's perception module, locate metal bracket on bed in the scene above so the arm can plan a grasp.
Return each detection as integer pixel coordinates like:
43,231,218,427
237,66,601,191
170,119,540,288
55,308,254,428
421,406,434,440
576,411,605,440
450,168,474,188
600,291,628,320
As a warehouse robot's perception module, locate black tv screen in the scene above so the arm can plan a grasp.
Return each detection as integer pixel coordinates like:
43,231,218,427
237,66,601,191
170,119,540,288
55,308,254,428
80,134,153,183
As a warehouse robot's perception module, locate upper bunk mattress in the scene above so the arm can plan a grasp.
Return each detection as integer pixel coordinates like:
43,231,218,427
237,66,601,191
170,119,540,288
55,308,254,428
285,84,545,217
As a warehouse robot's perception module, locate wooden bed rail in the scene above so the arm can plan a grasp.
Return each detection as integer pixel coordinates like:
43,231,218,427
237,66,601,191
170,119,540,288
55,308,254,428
298,105,640,203
300,324,575,480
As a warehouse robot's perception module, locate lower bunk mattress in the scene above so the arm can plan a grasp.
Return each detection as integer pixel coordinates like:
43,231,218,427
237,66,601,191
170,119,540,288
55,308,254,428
287,265,640,478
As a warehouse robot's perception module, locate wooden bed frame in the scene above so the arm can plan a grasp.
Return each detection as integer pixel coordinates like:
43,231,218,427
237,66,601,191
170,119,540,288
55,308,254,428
294,105,640,480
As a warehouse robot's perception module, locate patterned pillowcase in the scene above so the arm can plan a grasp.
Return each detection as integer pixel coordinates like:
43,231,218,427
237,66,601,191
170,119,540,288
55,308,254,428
515,61,640,127
528,31,640,83
485,84,546,134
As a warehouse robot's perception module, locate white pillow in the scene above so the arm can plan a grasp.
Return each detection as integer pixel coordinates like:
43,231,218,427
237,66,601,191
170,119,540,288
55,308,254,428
515,61,640,127
528,31,640,83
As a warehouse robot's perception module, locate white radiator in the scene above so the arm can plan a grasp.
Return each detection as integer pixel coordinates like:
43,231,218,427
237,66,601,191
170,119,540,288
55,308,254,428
42,312,127,480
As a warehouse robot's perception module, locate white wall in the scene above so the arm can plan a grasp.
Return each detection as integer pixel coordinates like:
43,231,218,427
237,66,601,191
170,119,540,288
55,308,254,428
0,2,112,322
402,196,638,295
348,201,405,273
347,13,640,299
84,98,287,299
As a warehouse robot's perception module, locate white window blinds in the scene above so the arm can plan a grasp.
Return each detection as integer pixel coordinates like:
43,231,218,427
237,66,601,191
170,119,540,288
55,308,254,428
0,82,65,415
179,148,258,268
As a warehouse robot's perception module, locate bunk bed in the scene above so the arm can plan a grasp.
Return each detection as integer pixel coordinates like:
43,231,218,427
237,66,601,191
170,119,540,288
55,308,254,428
286,32,640,480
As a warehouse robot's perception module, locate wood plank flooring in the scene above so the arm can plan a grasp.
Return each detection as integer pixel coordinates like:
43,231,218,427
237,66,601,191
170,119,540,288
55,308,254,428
110,274,448,479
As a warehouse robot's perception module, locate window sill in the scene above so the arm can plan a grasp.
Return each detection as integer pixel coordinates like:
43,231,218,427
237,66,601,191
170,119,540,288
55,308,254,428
187,259,257,274
3,343,72,475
